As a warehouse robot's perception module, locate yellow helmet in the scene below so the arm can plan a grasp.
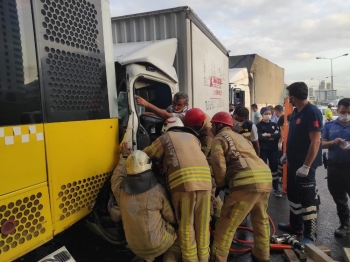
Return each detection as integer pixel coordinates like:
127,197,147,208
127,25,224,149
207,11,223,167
126,150,152,175
161,117,184,133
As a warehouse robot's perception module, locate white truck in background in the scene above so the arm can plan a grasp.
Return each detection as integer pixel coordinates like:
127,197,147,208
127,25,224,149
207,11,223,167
229,68,251,108
111,6,229,150
229,54,285,112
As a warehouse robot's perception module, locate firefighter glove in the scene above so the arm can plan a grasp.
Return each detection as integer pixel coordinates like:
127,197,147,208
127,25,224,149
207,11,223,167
280,153,287,164
296,165,310,177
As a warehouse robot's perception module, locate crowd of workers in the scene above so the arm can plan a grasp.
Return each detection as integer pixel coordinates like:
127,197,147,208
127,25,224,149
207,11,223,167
109,82,350,262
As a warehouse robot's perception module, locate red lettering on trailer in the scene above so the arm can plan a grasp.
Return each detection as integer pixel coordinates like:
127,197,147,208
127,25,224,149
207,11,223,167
209,76,222,88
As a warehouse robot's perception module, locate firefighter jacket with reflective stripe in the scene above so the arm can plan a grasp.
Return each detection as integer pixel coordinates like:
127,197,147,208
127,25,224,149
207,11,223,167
144,131,212,193
210,127,272,192
111,159,177,258
198,114,214,157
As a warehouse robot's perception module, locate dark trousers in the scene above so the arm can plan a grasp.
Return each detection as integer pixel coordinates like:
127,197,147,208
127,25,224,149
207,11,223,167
287,163,318,240
327,163,350,224
260,149,279,190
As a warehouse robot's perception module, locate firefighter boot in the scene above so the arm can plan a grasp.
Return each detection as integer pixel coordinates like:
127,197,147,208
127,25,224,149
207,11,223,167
334,220,350,238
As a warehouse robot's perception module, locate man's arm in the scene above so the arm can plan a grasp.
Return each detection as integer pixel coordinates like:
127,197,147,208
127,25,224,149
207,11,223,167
110,158,127,205
143,137,164,160
322,138,344,148
250,125,260,156
210,137,227,187
252,140,260,156
136,96,173,120
110,143,132,204
304,131,321,167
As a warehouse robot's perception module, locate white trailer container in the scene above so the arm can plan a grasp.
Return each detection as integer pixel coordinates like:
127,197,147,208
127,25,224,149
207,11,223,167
111,6,229,116
111,6,229,150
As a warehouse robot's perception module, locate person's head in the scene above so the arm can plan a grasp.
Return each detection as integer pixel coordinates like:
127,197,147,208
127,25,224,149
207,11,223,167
233,106,249,128
268,105,274,114
260,107,272,122
183,108,206,130
173,92,189,113
328,103,334,108
337,98,350,123
251,104,258,112
286,82,308,106
210,111,233,135
229,104,235,112
274,105,284,118
161,117,184,133
126,150,152,175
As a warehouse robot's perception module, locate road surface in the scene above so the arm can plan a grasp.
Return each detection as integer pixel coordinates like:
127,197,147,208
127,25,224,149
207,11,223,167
16,165,349,262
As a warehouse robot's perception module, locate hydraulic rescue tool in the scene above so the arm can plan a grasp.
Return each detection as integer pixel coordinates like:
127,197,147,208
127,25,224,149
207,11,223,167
271,234,303,251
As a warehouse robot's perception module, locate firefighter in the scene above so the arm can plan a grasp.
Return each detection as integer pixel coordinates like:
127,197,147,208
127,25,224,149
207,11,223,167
209,111,272,262
183,108,223,223
143,117,212,262
110,144,180,262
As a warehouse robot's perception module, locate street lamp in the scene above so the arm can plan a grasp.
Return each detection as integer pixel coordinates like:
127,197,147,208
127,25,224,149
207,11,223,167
316,53,348,91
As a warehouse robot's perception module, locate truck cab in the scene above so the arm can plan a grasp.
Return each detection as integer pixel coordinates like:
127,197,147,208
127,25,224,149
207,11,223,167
114,39,179,150
229,68,250,109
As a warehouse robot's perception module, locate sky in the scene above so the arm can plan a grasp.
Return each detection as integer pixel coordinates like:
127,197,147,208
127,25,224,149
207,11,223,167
109,0,350,97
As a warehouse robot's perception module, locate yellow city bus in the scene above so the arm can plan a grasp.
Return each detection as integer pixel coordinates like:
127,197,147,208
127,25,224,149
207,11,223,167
0,0,120,261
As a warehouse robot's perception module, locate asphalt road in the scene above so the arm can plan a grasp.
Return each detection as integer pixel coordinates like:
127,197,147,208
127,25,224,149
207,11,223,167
16,165,349,262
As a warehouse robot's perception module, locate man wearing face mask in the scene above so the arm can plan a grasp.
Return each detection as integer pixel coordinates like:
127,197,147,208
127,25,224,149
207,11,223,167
136,92,189,120
321,98,350,238
278,82,323,245
232,106,260,156
256,107,281,197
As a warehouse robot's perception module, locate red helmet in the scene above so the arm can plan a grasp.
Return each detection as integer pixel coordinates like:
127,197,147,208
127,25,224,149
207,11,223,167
184,108,206,127
211,111,233,127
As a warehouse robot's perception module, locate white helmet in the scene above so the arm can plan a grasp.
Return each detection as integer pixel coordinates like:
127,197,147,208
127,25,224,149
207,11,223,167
126,150,152,175
328,103,334,107
162,117,184,133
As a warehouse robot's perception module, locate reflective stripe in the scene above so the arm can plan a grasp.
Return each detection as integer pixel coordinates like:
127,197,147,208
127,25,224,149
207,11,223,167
233,175,272,186
272,176,279,181
199,194,210,258
168,167,211,189
179,198,197,260
149,143,161,158
303,213,317,220
169,174,212,189
289,201,302,209
290,208,302,215
163,201,170,211
212,144,223,151
302,206,317,213
233,168,271,180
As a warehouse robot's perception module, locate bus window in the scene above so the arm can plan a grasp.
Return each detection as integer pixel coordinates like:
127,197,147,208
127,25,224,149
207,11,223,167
0,0,42,126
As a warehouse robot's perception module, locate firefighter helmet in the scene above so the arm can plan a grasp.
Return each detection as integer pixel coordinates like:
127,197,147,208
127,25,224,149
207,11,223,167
161,117,184,133
126,150,152,175
183,108,206,127
211,111,234,127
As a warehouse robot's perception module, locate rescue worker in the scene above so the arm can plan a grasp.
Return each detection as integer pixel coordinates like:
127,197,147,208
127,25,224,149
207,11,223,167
324,103,334,122
143,117,212,262
279,82,323,245
183,108,223,223
111,143,180,262
209,111,272,262
232,106,260,156
256,107,281,197
136,92,189,120
321,98,350,238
